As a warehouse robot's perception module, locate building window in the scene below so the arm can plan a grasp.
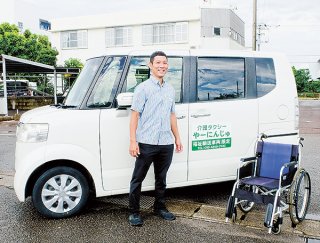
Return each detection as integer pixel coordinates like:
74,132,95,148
61,30,88,49
105,27,132,47
39,19,51,31
213,27,220,36
17,22,23,32
197,57,245,101
142,22,188,45
229,29,244,45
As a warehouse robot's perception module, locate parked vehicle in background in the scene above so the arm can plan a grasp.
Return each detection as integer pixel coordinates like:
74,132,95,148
0,79,37,96
14,49,299,218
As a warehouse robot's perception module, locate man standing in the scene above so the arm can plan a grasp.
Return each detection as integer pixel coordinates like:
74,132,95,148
128,51,183,226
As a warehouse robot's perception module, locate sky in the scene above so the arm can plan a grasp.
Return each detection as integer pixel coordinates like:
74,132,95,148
25,0,320,72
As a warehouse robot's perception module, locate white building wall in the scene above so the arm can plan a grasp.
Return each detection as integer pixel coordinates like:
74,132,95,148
51,6,246,65
0,0,15,23
0,0,51,36
53,17,201,65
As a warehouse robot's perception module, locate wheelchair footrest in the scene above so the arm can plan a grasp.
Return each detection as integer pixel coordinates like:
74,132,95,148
264,203,273,228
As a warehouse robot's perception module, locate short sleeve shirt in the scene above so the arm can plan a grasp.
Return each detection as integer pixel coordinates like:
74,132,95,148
131,76,175,145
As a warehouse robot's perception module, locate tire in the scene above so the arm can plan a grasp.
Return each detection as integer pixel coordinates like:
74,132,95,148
289,168,311,225
32,166,89,219
238,185,255,213
271,217,282,235
271,220,281,235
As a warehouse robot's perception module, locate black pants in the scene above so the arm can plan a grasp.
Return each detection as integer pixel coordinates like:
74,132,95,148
129,143,174,214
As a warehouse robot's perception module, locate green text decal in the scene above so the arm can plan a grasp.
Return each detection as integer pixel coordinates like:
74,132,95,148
192,124,232,151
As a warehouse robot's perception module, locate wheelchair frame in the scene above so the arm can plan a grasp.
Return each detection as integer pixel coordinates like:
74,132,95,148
225,133,311,234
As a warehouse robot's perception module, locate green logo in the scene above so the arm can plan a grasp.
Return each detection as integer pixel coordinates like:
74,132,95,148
192,138,232,151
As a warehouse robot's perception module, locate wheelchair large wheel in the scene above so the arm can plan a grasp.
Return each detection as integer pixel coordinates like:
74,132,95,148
289,168,311,225
238,185,255,213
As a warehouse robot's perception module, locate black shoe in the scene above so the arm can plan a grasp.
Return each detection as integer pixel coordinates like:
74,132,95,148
154,209,176,221
129,213,143,226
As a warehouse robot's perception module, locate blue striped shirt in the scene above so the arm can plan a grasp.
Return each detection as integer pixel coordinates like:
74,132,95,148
131,76,175,145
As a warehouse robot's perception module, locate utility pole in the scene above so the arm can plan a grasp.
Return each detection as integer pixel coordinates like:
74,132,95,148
252,0,257,51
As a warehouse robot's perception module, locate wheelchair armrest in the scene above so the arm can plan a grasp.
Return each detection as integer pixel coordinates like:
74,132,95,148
282,161,298,169
238,157,257,179
280,161,298,176
240,156,257,162
240,157,257,167
280,161,298,186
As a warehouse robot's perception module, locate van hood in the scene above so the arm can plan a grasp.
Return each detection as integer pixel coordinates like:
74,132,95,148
19,105,61,123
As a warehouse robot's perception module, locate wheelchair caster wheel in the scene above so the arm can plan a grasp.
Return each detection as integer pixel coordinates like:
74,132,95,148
271,217,282,235
271,222,281,235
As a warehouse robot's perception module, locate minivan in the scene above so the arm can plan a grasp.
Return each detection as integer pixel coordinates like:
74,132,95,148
14,49,299,218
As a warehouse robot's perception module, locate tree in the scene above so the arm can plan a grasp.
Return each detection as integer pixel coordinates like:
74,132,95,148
0,23,58,66
292,66,312,93
62,58,84,91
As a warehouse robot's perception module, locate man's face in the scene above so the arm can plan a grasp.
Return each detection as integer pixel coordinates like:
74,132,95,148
148,55,168,80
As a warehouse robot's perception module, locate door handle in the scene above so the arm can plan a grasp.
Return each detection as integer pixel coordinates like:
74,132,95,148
191,114,211,118
176,115,186,119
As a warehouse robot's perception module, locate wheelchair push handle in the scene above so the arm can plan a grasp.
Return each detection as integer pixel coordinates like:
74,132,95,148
259,132,304,147
260,132,299,140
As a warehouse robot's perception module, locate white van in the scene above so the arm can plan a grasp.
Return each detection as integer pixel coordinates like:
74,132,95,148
14,49,299,218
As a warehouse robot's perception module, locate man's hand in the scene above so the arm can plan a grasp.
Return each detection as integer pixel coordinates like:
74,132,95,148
129,142,140,157
175,138,183,153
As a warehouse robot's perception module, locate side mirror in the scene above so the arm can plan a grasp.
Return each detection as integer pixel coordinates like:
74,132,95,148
116,92,133,109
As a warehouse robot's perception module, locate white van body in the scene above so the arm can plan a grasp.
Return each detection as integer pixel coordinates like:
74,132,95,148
14,49,299,218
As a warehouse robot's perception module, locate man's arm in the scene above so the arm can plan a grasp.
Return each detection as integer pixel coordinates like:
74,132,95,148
170,113,183,152
129,111,140,157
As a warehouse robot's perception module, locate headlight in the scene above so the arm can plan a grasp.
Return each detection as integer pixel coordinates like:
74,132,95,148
16,123,49,143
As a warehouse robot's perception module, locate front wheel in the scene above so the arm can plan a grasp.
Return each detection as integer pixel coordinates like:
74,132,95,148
238,185,255,213
32,166,89,218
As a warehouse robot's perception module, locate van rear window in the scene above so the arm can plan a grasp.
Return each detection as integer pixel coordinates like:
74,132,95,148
256,58,276,97
197,57,245,101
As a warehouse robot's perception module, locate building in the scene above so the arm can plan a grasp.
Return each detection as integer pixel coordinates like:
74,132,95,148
0,0,51,35
50,6,245,65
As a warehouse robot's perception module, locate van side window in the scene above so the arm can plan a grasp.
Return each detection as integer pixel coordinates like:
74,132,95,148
124,56,183,103
256,58,276,97
87,56,126,108
197,57,245,101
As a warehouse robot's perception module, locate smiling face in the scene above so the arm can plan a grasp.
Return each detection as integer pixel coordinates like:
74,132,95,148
148,55,168,81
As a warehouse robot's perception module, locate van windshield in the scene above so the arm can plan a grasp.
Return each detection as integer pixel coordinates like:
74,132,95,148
64,57,104,107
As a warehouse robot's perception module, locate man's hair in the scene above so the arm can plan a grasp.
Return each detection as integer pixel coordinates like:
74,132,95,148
150,51,167,63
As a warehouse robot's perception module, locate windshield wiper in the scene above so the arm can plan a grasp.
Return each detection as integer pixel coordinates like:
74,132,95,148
60,105,77,109
51,104,77,109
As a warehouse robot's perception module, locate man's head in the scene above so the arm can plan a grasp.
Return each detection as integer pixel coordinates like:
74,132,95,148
149,51,168,81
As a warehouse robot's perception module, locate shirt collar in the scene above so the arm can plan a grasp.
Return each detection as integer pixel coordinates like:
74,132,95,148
150,75,166,87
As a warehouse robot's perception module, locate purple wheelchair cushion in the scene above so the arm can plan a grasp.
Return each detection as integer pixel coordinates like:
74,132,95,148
241,177,279,189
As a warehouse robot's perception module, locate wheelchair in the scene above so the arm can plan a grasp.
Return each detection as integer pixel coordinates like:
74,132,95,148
225,133,311,234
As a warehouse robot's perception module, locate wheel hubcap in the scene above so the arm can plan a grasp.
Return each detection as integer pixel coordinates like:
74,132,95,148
41,174,82,213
